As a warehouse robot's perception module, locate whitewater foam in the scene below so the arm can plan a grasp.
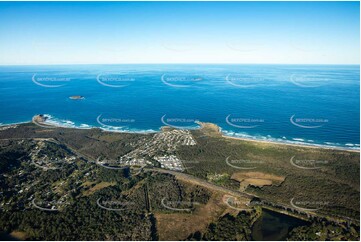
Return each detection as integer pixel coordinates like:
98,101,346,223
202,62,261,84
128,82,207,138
221,130,359,150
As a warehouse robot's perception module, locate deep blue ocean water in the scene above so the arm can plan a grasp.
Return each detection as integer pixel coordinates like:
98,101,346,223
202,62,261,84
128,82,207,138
0,64,359,150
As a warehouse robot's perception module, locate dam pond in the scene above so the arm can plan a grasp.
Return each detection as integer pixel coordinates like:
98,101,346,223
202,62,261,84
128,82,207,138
251,209,310,241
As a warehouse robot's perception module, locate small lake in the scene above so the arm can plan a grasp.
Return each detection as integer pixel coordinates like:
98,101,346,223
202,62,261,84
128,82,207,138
251,209,309,241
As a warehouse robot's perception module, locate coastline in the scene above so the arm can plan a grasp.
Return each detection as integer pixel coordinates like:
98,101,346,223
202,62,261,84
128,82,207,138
221,134,360,153
2,117,359,153
198,121,360,153
31,115,158,134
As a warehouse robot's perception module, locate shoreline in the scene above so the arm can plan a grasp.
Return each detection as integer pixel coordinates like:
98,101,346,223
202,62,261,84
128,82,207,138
1,117,359,153
222,135,360,153
31,115,158,134
197,121,360,153
199,121,360,153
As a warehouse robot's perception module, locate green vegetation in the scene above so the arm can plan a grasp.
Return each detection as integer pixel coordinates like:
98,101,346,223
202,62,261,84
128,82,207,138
0,123,359,240
206,173,231,186
187,209,261,241
176,128,360,221
288,220,360,241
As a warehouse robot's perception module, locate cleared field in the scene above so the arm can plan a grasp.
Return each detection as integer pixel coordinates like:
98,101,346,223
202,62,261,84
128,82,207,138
10,231,28,240
82,181,116,196
231,172,285,191
155,192,228,240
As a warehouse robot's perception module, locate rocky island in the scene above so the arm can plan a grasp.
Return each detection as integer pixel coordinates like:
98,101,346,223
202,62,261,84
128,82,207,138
69,95,84,100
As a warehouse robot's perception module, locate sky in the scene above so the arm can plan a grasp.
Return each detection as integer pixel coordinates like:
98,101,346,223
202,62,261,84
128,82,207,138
0,1,359,65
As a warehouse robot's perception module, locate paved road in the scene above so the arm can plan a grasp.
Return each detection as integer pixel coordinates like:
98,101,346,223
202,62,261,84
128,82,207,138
144,167,255,200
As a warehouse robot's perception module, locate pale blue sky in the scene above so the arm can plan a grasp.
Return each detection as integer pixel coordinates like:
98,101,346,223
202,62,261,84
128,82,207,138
0,1,359,65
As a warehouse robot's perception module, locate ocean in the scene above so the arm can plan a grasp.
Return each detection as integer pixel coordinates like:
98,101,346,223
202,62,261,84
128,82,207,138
0,64,359,150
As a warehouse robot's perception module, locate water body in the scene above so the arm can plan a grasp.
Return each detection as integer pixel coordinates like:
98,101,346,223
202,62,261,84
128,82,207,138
0,64,359,150
0,232,19,241
251,209,309,241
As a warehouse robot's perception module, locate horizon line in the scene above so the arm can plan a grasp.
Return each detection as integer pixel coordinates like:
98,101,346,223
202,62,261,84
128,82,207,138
0,63,360,67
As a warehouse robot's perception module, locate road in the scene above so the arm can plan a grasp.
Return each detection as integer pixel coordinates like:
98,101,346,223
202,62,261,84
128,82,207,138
144,167,255,200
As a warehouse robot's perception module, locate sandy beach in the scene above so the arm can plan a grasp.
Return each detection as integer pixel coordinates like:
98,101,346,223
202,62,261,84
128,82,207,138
221,134,360,153
197,121,360,153
29,116,360,153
